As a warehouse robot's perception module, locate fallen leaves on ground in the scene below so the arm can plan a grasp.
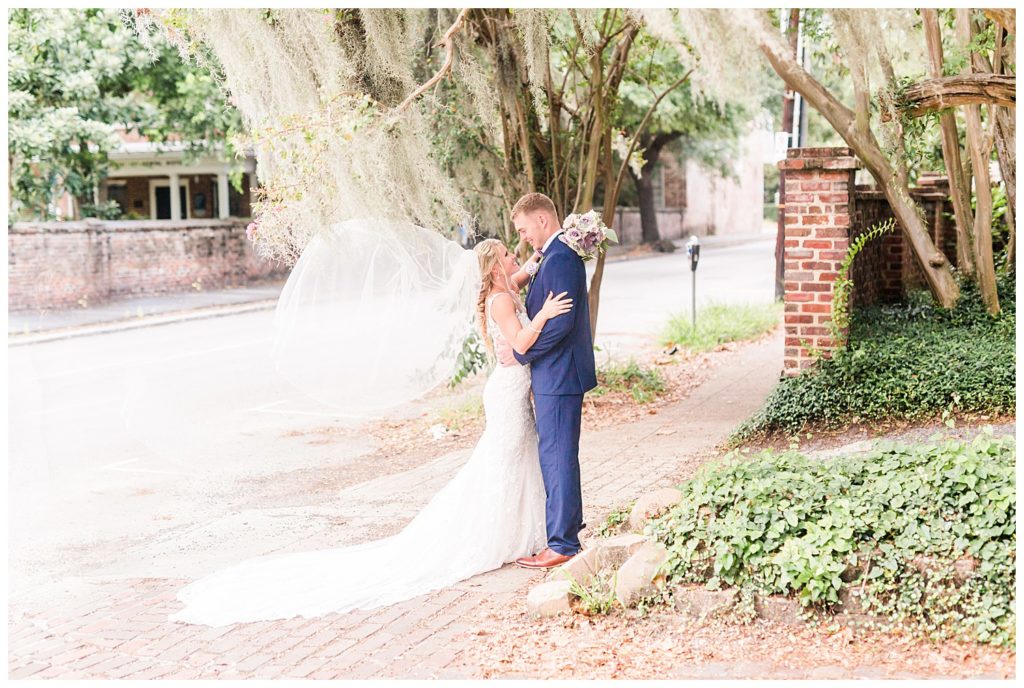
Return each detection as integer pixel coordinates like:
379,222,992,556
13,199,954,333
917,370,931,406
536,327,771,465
455,600,1015,679
363,342,731,461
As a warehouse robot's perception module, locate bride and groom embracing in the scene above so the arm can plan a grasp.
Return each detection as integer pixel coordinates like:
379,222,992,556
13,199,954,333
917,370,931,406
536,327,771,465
171,192,597,626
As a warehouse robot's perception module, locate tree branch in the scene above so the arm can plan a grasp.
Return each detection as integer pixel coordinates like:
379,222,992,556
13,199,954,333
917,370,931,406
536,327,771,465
396,8,469,113
749,9,960,307
984,8,1015,35
882,74,1016,120
609,69,693,216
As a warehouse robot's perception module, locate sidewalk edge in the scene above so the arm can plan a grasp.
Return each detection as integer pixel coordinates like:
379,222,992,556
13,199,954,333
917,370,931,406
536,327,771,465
8,299,278,347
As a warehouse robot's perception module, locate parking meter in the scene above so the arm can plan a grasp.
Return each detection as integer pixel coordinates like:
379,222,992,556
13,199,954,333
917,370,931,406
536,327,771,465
686,236,700,328
686,235,700,271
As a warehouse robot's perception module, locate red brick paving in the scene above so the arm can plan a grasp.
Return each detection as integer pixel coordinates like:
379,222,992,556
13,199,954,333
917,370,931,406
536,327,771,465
8,575,496,679
9,336,787,680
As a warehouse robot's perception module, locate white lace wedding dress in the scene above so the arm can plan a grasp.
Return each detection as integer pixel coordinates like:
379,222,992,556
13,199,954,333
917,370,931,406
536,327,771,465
170,296,546,626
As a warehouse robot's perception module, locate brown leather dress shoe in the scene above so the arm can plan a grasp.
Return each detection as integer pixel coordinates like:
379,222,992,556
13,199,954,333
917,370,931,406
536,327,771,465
515,547,574,570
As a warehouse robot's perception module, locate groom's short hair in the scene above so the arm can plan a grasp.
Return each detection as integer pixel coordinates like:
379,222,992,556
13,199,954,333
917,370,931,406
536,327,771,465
511,192,557,221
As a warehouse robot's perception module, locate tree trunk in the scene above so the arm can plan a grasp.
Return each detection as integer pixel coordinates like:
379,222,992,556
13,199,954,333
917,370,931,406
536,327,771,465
634,167,660,243
958,9,1000,314
922,9,976,276
584,16,640,339
632,132,678,244
755,17,960,308
776,9,801,301
992,26,1016,219
1005,201,1015,271
964,102,1000,314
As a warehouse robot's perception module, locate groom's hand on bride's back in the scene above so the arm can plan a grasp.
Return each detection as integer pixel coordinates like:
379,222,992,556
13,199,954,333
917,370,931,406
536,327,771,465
495,339,518,367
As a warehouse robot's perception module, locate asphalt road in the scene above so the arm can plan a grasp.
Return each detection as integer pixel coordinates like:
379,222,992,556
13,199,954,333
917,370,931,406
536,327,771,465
7,236,776,606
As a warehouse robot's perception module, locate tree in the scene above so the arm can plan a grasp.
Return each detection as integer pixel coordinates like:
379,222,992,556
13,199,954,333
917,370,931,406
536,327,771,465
458,9,693,333
914,9,1014,313
153,9,756,335
617,67,748,244
7,8,243,221
645,9,970,308
8,9,151,219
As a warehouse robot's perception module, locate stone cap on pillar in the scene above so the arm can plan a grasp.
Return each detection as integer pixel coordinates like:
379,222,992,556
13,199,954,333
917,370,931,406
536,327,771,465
779,147,860,171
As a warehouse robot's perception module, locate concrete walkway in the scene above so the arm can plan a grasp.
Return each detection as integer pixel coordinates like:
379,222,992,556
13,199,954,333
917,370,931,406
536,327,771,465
7,332,785,680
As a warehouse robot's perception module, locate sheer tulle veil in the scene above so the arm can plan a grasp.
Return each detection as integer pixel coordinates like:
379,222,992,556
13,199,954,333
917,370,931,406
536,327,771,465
272,218,481,416
166,220,548,626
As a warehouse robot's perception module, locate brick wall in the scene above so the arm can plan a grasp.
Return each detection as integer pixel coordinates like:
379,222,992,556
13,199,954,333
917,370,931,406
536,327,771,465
851,175,955,306
8,219,289,311
778,147,857,375
779,147,961,375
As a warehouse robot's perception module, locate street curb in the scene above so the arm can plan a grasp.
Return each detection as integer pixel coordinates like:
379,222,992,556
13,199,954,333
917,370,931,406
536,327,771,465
8,235,774,346
8,299,278,347
603,233,774,264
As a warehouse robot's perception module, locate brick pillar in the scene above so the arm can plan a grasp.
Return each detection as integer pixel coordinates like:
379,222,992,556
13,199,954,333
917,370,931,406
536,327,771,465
778,147,860,375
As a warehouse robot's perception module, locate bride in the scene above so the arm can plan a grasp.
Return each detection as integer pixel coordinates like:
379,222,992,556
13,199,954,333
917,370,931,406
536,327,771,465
170,238,573,626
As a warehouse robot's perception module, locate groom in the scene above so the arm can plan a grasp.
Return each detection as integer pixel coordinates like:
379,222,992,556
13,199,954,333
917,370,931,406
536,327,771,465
497,192,597,569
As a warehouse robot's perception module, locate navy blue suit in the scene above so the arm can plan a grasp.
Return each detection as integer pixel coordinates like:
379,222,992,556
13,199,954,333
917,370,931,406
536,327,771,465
513,234,597,555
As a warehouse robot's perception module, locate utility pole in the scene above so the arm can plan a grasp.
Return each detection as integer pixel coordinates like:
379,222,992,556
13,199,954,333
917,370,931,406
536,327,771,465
775,8,801,301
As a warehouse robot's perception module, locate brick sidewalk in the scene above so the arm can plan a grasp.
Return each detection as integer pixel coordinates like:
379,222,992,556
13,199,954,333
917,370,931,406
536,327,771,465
8,334,783,680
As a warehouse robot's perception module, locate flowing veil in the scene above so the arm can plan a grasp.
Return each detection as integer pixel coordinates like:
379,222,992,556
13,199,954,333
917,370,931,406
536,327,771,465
167,219,549,626
272,218,481,416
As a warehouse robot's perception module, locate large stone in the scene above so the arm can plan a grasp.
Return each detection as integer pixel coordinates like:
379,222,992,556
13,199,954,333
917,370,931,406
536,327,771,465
673,585,738,620
910,554,979,583
753,594,805,625
547,547,602,586
952,556,978,582
595,533,647,570
628,488,683,531
614,541,669,608
527,580,574,618
836,585,871,615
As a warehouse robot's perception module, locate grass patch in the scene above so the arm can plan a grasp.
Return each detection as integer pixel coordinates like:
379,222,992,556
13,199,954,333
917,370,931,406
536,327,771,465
568,570,618,616
662,302,782,352
647,431,1016,645
592,360,667,404
433,394,484,431
733,275,1016,442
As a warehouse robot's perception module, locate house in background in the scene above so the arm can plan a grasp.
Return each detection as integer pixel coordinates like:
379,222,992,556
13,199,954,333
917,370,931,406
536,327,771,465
98,129,256,220
613,125,772,245
10,130,278,314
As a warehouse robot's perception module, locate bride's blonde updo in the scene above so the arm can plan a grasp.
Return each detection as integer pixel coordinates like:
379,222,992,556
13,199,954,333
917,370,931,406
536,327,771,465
474,239,505,353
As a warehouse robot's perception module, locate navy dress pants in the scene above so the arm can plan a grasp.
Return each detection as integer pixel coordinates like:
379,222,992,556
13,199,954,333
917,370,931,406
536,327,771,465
533,393,585,556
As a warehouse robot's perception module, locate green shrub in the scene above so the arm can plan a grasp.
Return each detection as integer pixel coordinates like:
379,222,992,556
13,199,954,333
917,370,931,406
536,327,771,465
595,501,635,538
593,360,667,404
734,275,1015,440
647,431,1015,645
449,330,489,388
662,302,782,353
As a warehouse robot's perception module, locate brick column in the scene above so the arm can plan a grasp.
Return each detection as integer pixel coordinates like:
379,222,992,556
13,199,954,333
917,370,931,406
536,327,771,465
778,147,859,375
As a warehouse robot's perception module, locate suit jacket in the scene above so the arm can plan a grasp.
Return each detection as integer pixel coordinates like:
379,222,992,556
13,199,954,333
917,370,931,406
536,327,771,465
512,236,598,395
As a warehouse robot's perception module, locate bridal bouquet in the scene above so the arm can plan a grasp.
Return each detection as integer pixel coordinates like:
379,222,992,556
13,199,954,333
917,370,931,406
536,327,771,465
560,210,618,261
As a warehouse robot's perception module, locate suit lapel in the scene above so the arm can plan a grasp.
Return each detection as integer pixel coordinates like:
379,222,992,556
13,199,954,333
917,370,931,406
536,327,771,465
527,235,563,315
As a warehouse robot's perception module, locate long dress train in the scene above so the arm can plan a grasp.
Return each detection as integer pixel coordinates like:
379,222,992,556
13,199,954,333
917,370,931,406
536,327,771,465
170,299,545,626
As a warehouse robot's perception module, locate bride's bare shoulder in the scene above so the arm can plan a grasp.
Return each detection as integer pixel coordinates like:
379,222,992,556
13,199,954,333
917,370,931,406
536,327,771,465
488,291,516,315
